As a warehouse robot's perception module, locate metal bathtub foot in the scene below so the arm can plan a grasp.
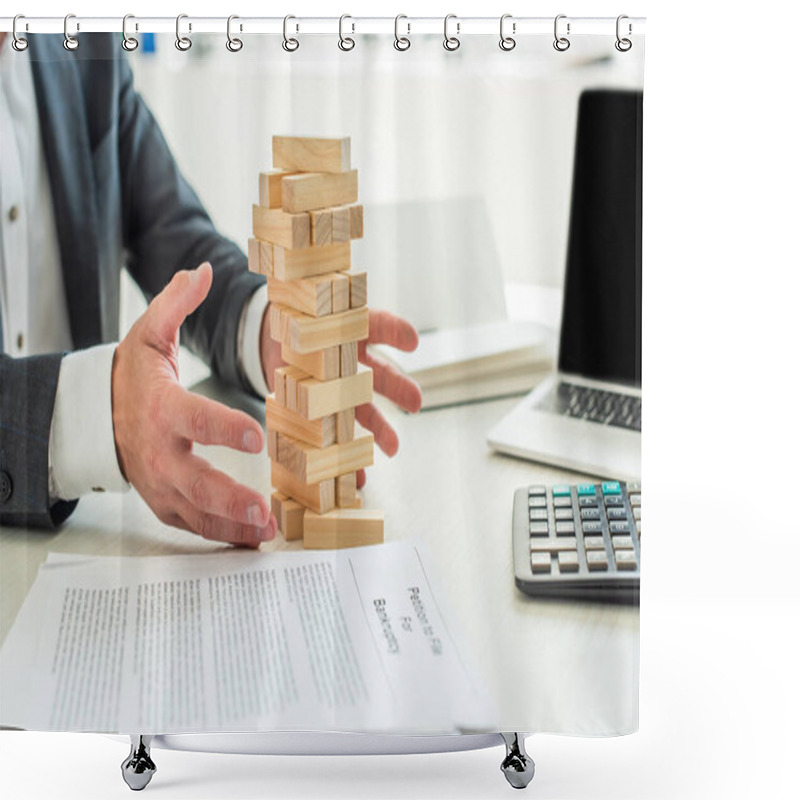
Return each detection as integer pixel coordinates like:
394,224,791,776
121,735,156,791
500,732,535,789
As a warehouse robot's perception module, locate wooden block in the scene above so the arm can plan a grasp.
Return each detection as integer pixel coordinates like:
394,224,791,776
281,343,340,382
270,491,304,541
303,508,384,549
336,408,355,443
349,204,364,239
265,395,336,448
266,428,279,460
273,241,351,281
267,274,332,317
272,365,307,409
274,305,369,354
274,431,373,484
259,170,299,209
330,205,351,243
253,205,310,250
335,473,360,508
248,238,260,273
340,341,358,377
259,240,274,276
310,209,332,246
273,368,287,406
296,365,373,419
273,136,351,174
330,273,350,313
282,171,358,214
271,461,335,515
345,270,367,309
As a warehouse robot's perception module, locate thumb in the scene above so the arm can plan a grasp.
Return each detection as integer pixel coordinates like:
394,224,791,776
147,263,213,345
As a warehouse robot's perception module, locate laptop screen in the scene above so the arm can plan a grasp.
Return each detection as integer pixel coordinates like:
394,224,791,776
557,90,643,388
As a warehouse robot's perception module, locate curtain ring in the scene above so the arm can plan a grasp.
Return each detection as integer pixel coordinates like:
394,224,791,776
282,15,299,52
226,15,243,52
615,14,632,52
338,14,355,51
63,13,79,51
122,14,139,52
553,14,570,52
12,15,28,52
175,14,192,51
499,14,516,51
443,14,460,51
394,15,410,51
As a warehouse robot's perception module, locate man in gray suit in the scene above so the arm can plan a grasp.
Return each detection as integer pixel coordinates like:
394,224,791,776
0,33,421,546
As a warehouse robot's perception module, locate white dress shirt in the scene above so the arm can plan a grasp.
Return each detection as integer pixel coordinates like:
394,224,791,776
0,36,268,503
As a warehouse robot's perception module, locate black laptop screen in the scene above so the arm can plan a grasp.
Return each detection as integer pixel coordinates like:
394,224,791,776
558,90,643,388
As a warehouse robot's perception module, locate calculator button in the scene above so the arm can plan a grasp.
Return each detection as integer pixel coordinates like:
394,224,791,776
586,551,609,570
555,507,573,520
604,494,624,507
628,493,641,507
579,495,598,508
612,535,634,550
610,521,630,534
531,553,551,573
529,496,547,508
582,520,603,534
577,483,596,496
583,536,605,550
555,521,575,535
632,506,642,521
529,521,549,536
552,485,571,497
558,551,580,572
627,482,641,493
528,485,547,496
530,538,577,552
529,508,548,521
635,520,642,535
580,507,601,520
607,507,628,520
602,481,621,495
614,550,638,570
553,496,572,508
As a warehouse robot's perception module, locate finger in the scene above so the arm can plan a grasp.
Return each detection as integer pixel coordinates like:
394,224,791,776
164,386,264,452
359,351,422,414
176,495,276,547
147,263,213,347
356,469,366,489
173,452,272,528
366,309,419,352
356,402,399,457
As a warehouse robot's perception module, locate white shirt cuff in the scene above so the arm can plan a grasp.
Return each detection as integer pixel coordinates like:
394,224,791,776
48,343,130,500
237,284,269,398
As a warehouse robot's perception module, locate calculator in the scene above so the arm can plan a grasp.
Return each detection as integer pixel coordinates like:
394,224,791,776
512,481,641,603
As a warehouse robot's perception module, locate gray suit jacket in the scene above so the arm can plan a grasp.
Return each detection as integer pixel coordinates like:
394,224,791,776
0,35,265,528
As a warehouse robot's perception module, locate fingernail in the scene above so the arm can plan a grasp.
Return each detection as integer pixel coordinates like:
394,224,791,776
243,430,262,453
247,503,266,527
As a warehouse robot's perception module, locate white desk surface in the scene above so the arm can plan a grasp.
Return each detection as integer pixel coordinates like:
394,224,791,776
0,379,638,736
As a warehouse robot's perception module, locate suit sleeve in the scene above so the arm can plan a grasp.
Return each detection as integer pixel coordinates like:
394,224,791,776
0,353,77,528
114,54,265,392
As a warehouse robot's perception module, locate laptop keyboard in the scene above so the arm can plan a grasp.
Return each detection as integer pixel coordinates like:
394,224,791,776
536,381,641,432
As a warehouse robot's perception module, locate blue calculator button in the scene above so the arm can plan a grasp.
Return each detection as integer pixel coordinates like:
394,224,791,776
552,485,572,497
602,481,621,495
577,483,596,496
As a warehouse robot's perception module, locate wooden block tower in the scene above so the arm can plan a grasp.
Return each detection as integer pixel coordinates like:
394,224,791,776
248,136,384,549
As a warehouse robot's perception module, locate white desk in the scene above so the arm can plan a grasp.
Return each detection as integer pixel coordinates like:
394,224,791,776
0,378,638,736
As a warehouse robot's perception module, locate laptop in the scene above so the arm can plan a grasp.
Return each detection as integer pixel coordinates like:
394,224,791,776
487,89,642,480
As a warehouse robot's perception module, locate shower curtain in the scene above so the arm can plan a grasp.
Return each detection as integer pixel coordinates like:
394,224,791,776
0,18,644,757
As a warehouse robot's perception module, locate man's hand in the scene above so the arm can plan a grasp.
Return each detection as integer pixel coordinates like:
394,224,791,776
112,263,277,547
260,304,423,488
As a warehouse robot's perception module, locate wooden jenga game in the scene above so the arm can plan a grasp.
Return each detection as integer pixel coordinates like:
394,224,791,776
247,136,384,549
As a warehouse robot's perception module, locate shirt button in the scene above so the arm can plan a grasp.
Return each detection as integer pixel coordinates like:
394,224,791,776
8,206,19,222
16,333,24,351
0,471,12,504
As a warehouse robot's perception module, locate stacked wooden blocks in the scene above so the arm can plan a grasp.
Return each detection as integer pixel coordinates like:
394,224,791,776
248,136,384,549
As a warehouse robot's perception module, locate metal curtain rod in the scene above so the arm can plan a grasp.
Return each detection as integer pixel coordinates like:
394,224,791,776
0,15,645,36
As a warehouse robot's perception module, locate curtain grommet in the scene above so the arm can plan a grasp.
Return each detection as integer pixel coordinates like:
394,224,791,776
12,14,29,52
175,14,192,51
63,13,79,51
443,14,460,52
122,14,139,52
394,14,411,51
226,15,243,52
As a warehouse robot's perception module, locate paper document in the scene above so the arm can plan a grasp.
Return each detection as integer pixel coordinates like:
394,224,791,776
0,543,496,735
